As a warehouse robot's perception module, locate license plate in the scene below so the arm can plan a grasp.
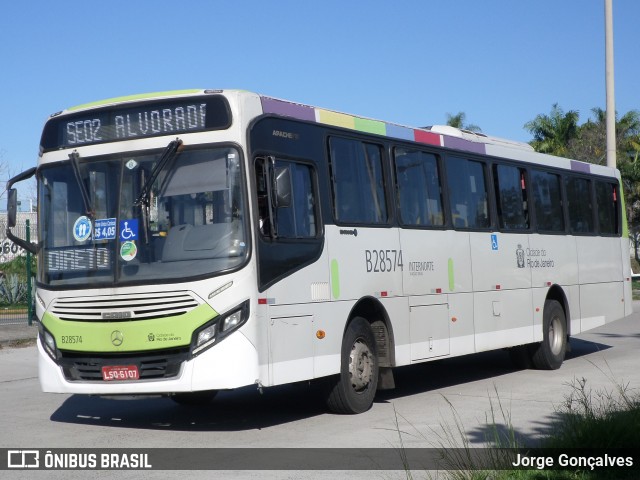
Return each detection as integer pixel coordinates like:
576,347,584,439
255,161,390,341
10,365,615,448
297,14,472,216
101,365,139,381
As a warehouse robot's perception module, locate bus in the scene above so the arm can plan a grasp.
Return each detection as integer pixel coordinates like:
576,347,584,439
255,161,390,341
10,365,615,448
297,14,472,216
6,89,633,414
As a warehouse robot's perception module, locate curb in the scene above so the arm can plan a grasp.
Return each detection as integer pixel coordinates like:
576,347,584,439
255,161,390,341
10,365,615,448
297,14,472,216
0,324,39,349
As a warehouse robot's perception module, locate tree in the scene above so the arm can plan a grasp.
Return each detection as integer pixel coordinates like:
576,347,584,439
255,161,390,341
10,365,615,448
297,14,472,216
565,108,607,164
523,103,579,157
446,112,482,132
567,108,640,165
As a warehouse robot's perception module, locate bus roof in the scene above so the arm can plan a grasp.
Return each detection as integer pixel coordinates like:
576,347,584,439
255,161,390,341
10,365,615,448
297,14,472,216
258,94,617,178
59,89,530,154
259,94,535,154
66,89,203,112
56,89,613,177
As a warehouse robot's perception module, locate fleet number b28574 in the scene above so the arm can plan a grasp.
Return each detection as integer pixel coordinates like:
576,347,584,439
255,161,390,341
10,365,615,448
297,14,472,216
365,249,403,273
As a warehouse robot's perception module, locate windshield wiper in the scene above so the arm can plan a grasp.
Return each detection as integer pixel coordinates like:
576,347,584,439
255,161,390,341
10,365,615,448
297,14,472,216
134,138,183,207
69,150,94,217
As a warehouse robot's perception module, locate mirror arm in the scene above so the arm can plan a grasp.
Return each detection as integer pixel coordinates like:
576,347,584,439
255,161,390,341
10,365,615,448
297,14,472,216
5,228,37,255
5,166,37,254
7,167,36,190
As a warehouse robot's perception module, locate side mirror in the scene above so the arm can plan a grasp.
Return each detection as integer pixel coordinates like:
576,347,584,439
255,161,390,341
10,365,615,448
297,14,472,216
7,189,18,228
5,166,37,254
274,166,292,208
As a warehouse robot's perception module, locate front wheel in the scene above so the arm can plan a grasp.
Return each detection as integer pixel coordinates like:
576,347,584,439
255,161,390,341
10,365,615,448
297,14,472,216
325,317,379,414
531,300,567,370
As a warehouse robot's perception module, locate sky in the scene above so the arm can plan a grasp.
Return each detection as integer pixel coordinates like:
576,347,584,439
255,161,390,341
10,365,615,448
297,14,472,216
1,0,639,202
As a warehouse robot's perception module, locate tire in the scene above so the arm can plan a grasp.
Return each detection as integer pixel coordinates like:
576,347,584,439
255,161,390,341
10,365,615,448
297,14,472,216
170,390,218,406
325,317,379,414
531,299,567,370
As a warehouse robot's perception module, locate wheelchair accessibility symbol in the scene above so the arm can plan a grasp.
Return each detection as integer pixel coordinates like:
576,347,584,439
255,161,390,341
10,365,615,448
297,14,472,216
491,234,499,251
119,219,138,241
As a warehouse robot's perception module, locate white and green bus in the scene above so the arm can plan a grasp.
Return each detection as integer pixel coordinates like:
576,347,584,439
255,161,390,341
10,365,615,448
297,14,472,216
7,89,633,414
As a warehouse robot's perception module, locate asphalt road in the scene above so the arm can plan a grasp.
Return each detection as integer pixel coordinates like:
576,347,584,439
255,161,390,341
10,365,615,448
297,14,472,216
1,303,638,479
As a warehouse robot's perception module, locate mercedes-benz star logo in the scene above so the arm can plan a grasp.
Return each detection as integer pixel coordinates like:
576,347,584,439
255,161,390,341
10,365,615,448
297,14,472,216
111,330,124,347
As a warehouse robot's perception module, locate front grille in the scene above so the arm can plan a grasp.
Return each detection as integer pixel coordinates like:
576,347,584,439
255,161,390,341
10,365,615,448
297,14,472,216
51,291,200,321
59,348,190,381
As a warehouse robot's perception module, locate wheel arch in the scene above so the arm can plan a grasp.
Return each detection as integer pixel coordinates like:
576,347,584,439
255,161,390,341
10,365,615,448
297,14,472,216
346,296,396,368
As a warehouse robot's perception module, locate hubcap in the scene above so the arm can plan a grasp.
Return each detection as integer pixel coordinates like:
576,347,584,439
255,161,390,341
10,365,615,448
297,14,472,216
549,315,563,355
349,338,373,392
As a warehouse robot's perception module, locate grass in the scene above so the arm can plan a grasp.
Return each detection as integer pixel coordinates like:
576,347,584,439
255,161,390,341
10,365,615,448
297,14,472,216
393,375,640,480
546,376,640,451
0,256,36,277
632,278,640,300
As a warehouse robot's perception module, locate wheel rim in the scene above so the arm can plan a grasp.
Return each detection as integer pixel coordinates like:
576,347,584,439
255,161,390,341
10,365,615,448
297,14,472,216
548,314,564,356
349,338,373,392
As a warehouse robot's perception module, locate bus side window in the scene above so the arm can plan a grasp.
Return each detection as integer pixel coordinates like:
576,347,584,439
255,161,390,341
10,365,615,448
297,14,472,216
330,137,387,225
254,160,270,235
565,176,594,234
394,148,444,227
274,161,317,238
531,170,565,232
445,157,489,229
254,158,318,239
494,164,529,230
595,181,619,235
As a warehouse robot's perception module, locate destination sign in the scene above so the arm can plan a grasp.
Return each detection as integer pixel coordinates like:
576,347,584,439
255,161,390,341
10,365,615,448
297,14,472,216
40,95,231,151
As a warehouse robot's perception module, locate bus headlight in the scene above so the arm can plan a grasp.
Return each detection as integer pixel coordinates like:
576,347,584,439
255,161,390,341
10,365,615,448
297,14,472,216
39,325,57,361
196,324,218,348
222,310,243,332
191,301,249,357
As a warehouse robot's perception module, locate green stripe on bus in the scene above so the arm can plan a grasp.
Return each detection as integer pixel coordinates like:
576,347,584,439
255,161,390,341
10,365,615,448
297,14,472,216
354,117,386,136
41,303,217,353
448,258,455,291
331,259,341,299
67,89,202,111
620,182,629,238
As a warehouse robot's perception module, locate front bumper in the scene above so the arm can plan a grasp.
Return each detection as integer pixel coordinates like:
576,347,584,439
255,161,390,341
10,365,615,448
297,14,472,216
38,330,259,394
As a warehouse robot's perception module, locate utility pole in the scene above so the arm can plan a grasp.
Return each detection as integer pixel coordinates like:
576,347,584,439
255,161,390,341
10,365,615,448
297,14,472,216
605,0,616,168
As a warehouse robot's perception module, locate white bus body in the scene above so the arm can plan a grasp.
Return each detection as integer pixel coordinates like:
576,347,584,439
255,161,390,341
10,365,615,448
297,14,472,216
7,89,631,413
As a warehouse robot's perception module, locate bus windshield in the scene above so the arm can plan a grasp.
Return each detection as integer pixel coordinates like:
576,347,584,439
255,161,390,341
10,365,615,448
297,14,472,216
38,145,247,287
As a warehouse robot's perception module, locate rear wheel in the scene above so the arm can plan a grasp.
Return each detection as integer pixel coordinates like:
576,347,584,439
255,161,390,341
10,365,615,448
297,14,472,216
170,390,218,406
325,317,379,414
531,299,567,370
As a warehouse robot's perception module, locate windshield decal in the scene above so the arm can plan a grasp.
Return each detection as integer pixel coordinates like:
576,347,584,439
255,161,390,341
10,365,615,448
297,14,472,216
94,218,117,240
120,241,137,261
72,216,92,242
119,219,138,241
